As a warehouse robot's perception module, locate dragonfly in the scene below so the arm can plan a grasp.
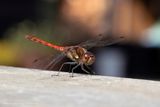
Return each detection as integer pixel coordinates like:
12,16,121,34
25,34,123,77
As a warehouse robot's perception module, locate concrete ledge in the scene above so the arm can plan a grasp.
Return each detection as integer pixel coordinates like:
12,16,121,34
0,65,160,107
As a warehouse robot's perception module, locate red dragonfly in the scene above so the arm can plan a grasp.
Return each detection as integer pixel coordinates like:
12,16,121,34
25,34,123,76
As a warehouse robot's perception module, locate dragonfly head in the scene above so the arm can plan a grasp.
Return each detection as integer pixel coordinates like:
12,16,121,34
83,52,95,65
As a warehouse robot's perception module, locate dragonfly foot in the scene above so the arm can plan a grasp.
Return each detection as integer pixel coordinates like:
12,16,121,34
51,73,59,77
69,74,74,77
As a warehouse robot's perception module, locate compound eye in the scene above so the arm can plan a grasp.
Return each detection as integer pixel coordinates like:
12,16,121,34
84,54,88,57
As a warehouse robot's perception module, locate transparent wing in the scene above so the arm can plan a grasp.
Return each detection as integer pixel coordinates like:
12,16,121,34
32,52,66,70
44,53,66,70
78,35,123,50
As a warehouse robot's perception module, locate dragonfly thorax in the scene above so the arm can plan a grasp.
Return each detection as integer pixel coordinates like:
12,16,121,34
66,46,95,65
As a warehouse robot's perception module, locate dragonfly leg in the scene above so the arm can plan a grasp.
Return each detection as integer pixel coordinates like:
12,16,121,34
85,65,96,75
59,62,77,72
81,64,90,74
70,63,81,77
52,62,77,77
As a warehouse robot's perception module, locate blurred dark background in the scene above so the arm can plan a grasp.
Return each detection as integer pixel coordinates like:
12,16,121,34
0,0,36,38
1,0,160,80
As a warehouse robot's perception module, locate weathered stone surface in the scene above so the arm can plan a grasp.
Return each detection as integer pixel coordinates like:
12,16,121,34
0,65,160,107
